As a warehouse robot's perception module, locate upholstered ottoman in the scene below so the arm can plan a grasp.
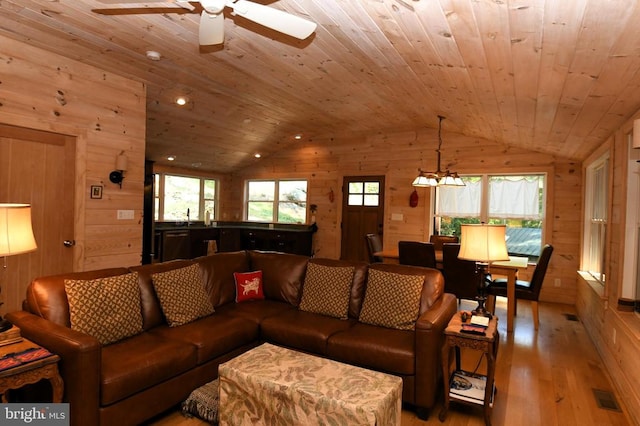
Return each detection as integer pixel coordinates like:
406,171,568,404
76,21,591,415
218,343,402,425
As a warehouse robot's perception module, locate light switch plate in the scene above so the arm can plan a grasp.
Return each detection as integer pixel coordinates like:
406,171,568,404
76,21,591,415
117,210,135,220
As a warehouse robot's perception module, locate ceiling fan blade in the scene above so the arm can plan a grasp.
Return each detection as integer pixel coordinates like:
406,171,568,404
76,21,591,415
95,0,196,10
230,0,317,40
199,10,225,45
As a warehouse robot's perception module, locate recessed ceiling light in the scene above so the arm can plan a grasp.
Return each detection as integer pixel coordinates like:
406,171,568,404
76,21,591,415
146,50,161,61
175,96,188,106
294,134,302,140
167,155,176,161
254,153,261,158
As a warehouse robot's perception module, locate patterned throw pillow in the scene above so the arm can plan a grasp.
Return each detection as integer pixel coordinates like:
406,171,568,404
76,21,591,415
151,264,214,327
358,269,425,330
65,272,143,345
233,271,265,303
299,263,355,320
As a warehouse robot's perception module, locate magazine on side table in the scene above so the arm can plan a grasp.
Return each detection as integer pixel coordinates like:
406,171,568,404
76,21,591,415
449,370,494,407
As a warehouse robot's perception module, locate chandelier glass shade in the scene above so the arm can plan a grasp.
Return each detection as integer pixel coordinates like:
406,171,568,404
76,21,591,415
412,115,464,187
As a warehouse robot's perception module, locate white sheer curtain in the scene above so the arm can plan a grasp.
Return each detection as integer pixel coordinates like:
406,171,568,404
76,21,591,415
489,177,541,219
436,176,541,219
436,180,481,217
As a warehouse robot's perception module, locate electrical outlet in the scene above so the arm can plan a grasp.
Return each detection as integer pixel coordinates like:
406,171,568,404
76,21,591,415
554,278,561,287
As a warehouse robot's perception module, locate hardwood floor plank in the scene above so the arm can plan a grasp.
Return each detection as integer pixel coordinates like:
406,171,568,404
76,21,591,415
148,299,631,426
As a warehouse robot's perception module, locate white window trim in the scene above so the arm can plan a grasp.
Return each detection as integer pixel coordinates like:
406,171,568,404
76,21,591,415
155,172,218,221
244,179,308,224
581,152,609,284
433,172,548,256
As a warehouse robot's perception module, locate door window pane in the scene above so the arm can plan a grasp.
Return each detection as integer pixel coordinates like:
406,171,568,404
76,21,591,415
348,181,380,206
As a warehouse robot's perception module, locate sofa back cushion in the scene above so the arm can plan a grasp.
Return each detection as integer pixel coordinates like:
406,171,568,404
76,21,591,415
151,264,214,327
195,251,249,307
247,251,309,305
25,268,131,327
65,272,143,345
367,263,444,314
358,268,425,330
129,260,195,330
306,258,368,319
298,262,354,319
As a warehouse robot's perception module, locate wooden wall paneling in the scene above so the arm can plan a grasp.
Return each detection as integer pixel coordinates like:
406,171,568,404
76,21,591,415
0,36,146,283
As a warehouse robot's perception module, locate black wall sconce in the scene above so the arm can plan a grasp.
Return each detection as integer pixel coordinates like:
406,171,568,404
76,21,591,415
109,152,128,189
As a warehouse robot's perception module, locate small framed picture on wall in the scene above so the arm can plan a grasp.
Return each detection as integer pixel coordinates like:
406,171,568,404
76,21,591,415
90,185,103,199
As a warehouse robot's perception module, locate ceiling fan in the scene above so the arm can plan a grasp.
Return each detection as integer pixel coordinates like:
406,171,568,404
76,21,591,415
96,0,318,46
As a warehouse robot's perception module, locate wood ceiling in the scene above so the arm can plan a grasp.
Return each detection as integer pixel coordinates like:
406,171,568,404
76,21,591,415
2,0,640,173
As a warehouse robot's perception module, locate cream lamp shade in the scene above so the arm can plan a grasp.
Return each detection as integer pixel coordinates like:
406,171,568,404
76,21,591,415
0,204,38,257
458,224,509,263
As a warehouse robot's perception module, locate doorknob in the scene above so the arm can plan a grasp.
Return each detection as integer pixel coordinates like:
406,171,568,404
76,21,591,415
63,240,76,247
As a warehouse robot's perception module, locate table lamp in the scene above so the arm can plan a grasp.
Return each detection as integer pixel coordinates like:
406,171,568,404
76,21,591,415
458,224,509,318
0,204,38,332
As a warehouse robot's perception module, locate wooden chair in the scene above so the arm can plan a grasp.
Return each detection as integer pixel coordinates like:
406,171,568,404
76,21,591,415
486,244,554,330
441,243,479,303
365,233,383,263
398,241,437,268
429,234,459,251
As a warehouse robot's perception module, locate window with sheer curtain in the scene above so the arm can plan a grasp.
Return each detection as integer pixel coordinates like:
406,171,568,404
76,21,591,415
435,174,545,259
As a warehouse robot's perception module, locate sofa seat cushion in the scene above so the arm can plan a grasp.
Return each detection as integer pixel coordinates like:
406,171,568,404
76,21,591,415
215,300,296,325
101,332,198,405
260,309,356,355
326,323,415,375
149,313,259,365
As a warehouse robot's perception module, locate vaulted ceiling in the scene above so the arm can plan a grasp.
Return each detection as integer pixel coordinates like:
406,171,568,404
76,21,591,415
2,0,640,173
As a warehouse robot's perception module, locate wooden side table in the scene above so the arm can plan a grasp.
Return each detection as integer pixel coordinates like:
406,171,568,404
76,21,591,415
0,338,64,403
439,312,499,426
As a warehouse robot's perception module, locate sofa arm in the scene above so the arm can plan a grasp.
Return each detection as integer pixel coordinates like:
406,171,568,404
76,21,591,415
413,293,457,414
6,310,102,426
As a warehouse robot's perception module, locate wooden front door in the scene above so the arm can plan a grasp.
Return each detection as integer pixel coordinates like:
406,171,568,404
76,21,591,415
340,176,385,261
0,124,75,314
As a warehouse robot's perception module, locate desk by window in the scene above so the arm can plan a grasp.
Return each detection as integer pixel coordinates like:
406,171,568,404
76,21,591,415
489,256,529,333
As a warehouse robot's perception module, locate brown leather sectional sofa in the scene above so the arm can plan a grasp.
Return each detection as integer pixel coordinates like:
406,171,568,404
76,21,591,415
7,250,457,425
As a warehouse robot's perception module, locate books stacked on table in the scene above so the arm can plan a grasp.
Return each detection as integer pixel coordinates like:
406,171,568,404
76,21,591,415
0,326,22,347
0,346,54,372
460,315,489,335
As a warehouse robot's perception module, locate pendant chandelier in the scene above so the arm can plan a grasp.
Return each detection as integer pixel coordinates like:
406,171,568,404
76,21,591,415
412,115,464,187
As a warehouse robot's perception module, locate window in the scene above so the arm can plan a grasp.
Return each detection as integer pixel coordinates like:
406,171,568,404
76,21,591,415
348,181,381,206
435,174,545,260
246,179,307,223
582,154,608,283
154,173,218,222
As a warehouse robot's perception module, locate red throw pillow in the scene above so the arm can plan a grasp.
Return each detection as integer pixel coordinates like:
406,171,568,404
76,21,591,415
233,271,265,303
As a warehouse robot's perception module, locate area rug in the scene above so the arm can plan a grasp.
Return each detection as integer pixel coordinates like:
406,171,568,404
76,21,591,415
181,378,219,424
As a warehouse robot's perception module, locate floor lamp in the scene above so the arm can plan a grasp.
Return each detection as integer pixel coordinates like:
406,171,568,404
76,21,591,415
0,204,38,332
458,224,509,318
